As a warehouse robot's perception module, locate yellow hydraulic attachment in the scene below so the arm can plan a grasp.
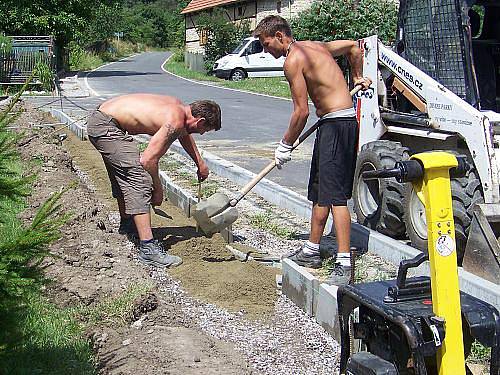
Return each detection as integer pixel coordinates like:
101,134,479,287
410,152,465,375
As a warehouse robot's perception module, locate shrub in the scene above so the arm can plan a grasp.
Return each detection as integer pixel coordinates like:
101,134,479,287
68,42,103,71
196,8,250,71
290,0,398,45
0,34,12,54
0,91,69,300
34,60,55,92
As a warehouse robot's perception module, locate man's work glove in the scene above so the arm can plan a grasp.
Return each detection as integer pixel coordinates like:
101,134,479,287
275,140,293,169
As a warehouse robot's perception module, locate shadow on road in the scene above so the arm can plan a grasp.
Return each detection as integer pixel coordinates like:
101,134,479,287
88,70,162,78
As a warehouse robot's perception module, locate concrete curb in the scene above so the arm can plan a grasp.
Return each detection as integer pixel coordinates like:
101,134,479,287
281,259,341,341
50,108,87,140
282,259,319,317
169,142,320,224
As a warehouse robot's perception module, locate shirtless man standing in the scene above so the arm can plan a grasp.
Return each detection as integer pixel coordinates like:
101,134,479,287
87,94,221,267
253,16,370,285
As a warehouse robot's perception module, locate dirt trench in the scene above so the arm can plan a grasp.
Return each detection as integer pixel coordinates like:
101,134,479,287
16,104,281,374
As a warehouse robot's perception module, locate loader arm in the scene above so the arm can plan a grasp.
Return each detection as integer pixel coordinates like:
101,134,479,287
357,35,499,204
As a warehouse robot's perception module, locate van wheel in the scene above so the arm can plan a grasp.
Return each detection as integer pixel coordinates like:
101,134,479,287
230,68,246,81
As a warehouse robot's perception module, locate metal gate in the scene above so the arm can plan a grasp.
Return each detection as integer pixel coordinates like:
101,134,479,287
0,36,56,85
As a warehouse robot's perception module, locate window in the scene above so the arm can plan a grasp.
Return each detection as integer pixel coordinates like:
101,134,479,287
238,6,243,16
277,1,281,13
248,40,263,54
199,29,208,46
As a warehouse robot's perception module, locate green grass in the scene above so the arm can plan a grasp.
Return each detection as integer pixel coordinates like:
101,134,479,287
469,340,491,363
249,211,297,239
70,40,147,72
164,57,292,99
0,292,96,375
74,283,153,327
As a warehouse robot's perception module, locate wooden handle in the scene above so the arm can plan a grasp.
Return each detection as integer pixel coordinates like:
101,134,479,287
232,160,276,205
230,84,365,206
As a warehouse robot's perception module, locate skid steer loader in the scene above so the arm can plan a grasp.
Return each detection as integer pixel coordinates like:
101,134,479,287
353,0,500,283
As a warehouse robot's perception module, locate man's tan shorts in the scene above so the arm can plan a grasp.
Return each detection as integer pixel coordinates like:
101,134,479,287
87,110,152,215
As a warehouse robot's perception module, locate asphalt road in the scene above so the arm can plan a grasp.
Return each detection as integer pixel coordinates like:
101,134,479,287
28,51,321,195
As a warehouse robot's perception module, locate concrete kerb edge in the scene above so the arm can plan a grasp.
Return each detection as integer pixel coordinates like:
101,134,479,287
50,108,86,140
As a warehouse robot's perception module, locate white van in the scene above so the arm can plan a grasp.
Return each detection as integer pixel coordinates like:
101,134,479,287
213,37,285,81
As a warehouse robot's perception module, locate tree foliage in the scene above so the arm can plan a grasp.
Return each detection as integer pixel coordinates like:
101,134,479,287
0,0,99,45
120,0,189,48
290,0,398,45
0,0,188,59
196,8,250,71
0,85,69,300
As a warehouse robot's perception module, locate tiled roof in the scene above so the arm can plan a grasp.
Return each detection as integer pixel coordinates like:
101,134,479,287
181,0,240,14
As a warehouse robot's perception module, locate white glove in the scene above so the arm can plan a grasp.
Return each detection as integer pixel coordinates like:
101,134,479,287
275,140,293,169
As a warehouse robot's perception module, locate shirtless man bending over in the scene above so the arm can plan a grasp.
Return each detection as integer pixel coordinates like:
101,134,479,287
253,15,371,285
87,94,221,267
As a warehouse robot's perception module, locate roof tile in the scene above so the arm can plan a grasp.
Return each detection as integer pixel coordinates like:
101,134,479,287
181,0,240,14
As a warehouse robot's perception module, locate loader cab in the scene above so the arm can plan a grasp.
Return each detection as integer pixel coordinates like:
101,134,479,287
396,0,499,112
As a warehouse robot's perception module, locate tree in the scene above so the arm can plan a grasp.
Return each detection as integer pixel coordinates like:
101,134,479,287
290,0,398,45
196,8,250,71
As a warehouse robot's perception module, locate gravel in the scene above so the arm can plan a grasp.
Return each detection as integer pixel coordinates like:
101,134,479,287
151,269,340,375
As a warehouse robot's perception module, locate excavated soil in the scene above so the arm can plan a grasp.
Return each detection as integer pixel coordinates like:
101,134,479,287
169,234,278,317
63,130,278,317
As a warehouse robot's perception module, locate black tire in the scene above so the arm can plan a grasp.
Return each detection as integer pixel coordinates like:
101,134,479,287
229,68,246,81
353,141,410,238
404,156,483,264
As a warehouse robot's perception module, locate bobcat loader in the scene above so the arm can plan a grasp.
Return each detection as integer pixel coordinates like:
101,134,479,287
353,0,500,283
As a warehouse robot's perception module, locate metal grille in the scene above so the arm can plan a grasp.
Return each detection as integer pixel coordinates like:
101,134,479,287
402,0,467,99
0,36,55,84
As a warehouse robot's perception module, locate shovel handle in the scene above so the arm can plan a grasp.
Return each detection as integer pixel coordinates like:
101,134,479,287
230,84,364,206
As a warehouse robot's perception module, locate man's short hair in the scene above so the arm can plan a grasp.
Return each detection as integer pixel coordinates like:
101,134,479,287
253,15,292,38
190,100,221,131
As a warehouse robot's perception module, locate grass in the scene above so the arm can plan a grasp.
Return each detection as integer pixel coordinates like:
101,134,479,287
74,283,153,327
249,211,297,240
0,283,153,374
469,340,491,363
0,292,96,375
70,39,149,72
163,55,292,99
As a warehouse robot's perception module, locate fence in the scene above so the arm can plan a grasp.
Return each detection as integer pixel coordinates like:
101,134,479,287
0,36,56,85
184,51,206,73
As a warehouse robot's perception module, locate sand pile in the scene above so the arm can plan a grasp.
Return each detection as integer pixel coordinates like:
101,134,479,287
169,234,278,318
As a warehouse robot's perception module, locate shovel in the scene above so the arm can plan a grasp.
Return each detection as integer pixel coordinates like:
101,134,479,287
193,85,363,236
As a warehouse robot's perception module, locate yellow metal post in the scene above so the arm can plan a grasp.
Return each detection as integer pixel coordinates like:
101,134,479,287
411,152,465,375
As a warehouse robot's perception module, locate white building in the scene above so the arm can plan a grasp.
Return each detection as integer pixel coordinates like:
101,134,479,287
181,0,312,54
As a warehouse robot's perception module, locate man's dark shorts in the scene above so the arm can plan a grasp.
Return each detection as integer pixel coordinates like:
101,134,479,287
87,110,153,215
307,116,358,207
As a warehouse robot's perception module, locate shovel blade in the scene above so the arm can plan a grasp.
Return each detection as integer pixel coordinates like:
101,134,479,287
197,207,239,236
193,192,231,218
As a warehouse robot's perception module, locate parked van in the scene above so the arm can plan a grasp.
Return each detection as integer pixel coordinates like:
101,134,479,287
213,37,285,81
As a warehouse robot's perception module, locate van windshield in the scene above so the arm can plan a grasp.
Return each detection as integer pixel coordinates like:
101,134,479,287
232,40,248,54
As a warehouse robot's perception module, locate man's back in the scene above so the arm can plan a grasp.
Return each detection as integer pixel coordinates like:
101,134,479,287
99,94,184,135
286,41,353,116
